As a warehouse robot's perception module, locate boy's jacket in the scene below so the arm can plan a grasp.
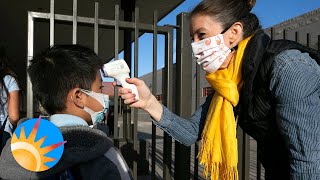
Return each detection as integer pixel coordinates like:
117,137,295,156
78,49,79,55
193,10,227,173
0,125,132,180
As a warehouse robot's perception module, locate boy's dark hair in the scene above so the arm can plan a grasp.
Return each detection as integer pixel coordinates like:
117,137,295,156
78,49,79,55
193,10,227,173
28,45,102,114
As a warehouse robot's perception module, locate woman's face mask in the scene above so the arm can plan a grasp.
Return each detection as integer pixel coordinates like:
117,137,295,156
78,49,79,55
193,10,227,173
191,34,231,73
80,89,109,125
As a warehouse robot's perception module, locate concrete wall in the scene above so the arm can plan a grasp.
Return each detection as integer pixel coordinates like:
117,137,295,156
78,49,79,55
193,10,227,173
265,8,320,49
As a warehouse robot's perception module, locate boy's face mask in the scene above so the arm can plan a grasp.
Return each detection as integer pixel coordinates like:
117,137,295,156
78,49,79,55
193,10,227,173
191,34,231,73
80,89,109,125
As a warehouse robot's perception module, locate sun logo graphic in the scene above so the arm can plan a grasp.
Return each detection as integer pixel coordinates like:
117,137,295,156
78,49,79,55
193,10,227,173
11,116,66,172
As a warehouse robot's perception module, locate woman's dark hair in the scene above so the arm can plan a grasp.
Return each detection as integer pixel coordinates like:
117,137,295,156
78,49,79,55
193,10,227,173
190,0,261,38
0,47,19,107
28,45,102,114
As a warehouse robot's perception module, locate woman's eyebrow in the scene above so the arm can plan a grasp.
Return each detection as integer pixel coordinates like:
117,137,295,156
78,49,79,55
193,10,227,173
190,28,206,37
195,28,206,34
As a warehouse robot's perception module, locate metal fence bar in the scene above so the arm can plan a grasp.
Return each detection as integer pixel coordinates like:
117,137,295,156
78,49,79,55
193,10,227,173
237,128,250,180
29,12,172,34
151,10,158,180
318,35,320,51
132,6,139,180
295,31,299,43
257,148,261,180
307,33,310,47
270,28,274,40
94,2,99,53
283,29,286,40
194,38,201,180
113,5,120,141
50,0,55,46
175,12,192,180
163,29,174,180
123,99,127,139
26,12,34,118
72,0,77,44
26,9,173,137
193,11,200,179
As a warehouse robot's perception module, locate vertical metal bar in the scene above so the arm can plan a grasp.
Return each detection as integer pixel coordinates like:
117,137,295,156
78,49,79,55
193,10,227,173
175,13,192,180
295,31,299,43
151,10,158,180
163,29,174,180
194,38,201,180
237,128,250,180
27,12,34,118
72,0,77,44
194,85,200,178
50,0,55,46
270,28,274,40
318,35,320,51
123,105,127,138
307,33,310,47
94,2,99,54
283,29,286,40
257,150,261,180
119,99,122,117
242,134,250,180
122,1,134,142
113,5,120,141
133,7,139,180
127,103,131,140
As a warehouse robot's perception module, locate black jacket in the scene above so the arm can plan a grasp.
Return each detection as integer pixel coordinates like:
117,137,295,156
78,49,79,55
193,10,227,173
238,30,320,179
0,126,132,180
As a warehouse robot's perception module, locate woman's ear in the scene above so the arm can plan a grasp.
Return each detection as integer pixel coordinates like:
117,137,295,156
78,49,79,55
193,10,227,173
71,89,86,108
228,22,244,47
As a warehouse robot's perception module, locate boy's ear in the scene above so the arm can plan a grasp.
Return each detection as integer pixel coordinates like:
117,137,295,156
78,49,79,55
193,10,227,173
71,89,86,108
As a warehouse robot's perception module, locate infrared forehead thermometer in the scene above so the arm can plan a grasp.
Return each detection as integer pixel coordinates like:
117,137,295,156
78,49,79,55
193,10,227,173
101,59,139,100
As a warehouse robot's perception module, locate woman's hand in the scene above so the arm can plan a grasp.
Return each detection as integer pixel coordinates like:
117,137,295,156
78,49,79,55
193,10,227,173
117,78,152,109
114,78,163,121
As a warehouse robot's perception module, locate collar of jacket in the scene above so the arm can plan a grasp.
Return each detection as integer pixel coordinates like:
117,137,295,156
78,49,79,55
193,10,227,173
240,30,271,117
240,30,320,118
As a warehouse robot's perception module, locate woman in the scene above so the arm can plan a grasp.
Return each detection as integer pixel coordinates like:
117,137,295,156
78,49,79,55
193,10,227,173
118,0,320,179
0,48,20,152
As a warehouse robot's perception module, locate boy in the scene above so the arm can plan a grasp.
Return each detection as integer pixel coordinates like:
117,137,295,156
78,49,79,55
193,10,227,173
0,45,131,179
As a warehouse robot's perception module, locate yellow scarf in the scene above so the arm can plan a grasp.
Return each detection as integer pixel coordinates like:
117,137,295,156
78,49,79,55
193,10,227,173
198,35,253,180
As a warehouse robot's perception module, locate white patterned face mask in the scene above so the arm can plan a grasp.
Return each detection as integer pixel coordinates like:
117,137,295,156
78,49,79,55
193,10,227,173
191,34,231,73
81,89,109,125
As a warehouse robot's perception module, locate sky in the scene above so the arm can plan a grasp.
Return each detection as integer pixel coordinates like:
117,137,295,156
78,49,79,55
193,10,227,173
104,0,320,81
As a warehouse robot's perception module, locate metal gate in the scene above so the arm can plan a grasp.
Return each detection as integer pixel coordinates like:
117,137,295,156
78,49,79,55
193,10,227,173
25,0,313,179
26,0,184,179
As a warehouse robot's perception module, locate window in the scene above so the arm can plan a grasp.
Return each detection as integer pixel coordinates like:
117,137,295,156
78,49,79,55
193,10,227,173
202,87,213,97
